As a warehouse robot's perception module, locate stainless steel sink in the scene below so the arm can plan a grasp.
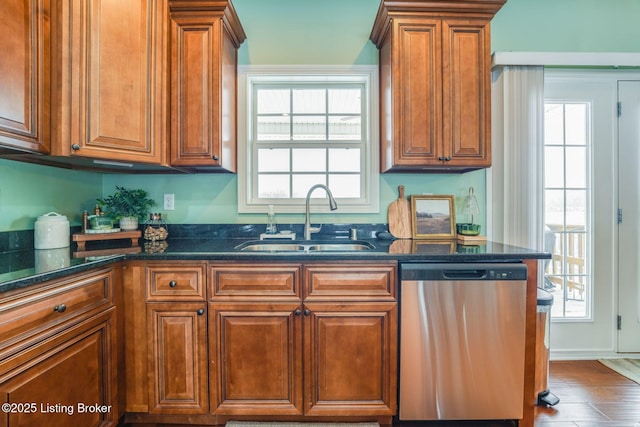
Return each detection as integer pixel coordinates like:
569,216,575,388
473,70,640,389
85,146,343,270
237,243,307,252
236,241,374,252
307,243,373,251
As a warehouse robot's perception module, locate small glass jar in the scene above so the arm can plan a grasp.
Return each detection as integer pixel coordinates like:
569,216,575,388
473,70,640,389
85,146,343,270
144,213,168,241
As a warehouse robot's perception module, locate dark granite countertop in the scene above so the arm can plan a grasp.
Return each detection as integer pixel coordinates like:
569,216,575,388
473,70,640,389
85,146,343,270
0,224,550,294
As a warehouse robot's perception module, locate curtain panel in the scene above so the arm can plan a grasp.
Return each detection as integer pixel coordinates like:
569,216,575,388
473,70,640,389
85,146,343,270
488,65,545,251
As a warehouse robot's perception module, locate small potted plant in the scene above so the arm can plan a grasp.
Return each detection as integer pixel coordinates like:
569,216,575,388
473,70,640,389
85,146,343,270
97,186,156,231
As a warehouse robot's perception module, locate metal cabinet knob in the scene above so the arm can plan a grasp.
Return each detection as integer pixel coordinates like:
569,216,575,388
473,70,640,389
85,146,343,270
294,309,302,316
54,304,67,313
197,308,205,316
71,144,81,151
303,309,311,316
169,281,177,288
212,155,219,161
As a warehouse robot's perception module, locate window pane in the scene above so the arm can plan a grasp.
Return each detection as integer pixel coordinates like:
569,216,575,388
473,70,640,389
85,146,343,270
257,89,290,114
544,146,564,188
244,72,376,213
292,175,327,198
545,104,564,145
258,174,290,198
258,148,290,172
292,149,326,172
565,147,587,188
293,116,326,140
565,104,587,145
293,89,325,114
257,116,290,140
562,276,588,317
329,175,360,198
544,189,565,226
328,89,361,114
566,190,587,227
329,116,361,140
329,148,360,172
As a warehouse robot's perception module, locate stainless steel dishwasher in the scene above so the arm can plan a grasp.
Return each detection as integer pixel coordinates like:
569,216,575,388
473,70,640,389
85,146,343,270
399,263,528,421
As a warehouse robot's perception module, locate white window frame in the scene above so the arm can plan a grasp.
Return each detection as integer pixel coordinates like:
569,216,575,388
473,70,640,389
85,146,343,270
237,65,379,214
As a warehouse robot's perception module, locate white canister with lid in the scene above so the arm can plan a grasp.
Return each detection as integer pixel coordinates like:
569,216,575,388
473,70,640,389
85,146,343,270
34,212,70,249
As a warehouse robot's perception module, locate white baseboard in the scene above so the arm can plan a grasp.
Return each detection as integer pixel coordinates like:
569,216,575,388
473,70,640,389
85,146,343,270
550,349,640,361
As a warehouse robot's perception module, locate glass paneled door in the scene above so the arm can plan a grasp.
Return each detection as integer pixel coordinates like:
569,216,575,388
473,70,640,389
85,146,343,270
544,71,617,354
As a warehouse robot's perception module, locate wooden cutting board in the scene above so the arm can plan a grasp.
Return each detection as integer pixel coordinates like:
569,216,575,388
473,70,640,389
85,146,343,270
388,185,412,239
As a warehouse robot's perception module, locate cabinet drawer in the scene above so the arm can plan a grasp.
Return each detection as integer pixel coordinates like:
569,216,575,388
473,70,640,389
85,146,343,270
210,264,301,299
147,264,206,301
304,263,397,300
0,269,113,355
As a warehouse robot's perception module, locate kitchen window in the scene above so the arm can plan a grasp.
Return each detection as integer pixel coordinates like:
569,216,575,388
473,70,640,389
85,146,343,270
237,66,379,213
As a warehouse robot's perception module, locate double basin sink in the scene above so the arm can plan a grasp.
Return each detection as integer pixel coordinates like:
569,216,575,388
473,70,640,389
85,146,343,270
236,240,375,253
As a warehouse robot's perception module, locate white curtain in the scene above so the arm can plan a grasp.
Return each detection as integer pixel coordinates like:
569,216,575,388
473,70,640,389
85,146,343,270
488,65,545,250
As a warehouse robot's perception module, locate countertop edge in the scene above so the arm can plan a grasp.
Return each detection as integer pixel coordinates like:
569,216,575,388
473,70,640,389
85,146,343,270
0,238,550,294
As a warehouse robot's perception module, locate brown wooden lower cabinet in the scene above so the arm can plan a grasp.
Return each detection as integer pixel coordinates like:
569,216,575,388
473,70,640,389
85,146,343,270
123,260,397,425
209,261,398,420
147,302,208,415
209,302,303,416
304,301,397,417
0,310,116,427
0,267,118,427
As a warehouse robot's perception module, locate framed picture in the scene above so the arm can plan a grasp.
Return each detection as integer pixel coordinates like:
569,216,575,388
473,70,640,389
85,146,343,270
411,195,456,240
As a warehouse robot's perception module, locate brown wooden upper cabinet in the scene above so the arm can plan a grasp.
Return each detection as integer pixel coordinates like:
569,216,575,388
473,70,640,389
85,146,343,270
370,0,506,172
169,0,246,172
0,0,51,155
52,0,169,165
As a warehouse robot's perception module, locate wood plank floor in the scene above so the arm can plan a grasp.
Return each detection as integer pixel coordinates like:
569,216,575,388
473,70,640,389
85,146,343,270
535,360,640,426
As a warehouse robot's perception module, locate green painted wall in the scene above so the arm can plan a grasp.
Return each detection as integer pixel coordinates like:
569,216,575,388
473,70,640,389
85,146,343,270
0,159,101,231
492,0,640,53
3,0,640,231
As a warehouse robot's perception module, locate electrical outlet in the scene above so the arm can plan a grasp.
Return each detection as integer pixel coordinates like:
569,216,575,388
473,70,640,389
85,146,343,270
163,194,175,210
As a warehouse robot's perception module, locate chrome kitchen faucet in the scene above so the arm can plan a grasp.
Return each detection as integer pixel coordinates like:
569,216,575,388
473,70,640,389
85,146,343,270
304,184,338,240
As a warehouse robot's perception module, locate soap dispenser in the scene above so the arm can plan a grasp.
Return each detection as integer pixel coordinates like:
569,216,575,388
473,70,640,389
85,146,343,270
266,205,277,234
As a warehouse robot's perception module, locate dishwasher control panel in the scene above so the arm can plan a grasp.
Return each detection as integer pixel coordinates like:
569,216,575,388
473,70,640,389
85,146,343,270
400,262,528,282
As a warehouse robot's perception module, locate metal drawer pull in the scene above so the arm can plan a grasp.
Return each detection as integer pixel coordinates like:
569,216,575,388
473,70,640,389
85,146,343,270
169,281,177,288
53,304,67,313
197,308,205,316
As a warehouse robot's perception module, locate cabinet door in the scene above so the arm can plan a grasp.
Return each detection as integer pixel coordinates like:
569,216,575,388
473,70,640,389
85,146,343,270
170,15,226,169
147,302,208,414
0,310,116,427
303,301,397,416
169,3,245,171
442,19,491,168
56,0,167,164
0,0,50,154
209,302,303,416
381,18,443,171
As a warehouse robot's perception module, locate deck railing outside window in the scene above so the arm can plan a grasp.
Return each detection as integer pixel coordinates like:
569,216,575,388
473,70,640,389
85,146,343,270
544,224,587,305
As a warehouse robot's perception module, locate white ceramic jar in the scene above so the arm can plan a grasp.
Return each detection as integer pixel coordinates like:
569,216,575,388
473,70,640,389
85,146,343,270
34,212,70,249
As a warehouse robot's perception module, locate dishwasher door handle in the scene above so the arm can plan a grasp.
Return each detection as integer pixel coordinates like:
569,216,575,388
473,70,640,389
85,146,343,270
442,269,487,280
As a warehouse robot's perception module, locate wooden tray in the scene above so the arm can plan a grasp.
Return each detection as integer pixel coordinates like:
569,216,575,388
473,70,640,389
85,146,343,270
72,230,141,250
